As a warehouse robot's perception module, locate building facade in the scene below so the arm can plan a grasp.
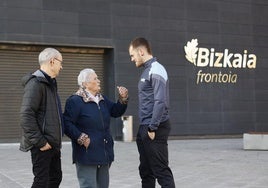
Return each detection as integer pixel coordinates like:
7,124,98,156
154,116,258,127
0,0,268,141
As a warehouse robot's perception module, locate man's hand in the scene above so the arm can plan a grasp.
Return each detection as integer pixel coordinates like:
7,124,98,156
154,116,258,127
148,131,155,140
40,142,52,151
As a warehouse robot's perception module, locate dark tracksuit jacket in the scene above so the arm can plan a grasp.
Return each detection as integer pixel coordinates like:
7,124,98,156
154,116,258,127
138,57,170,131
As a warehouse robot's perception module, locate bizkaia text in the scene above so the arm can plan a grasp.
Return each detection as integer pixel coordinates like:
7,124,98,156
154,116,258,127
184,39,257,84
196,48,257,69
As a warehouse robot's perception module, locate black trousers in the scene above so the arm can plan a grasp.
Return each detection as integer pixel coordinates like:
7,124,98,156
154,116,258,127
136,120,175,188
30,147,62,188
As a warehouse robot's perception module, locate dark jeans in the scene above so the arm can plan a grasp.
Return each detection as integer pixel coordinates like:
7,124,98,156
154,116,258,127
30,147,62,188
136,120,175,188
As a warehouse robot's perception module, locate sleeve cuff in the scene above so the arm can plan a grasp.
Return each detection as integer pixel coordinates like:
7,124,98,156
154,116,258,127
119,96,129,104
148,127,155,132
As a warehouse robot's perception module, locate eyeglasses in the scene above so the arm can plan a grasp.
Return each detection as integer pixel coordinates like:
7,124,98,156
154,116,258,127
54,58,63,65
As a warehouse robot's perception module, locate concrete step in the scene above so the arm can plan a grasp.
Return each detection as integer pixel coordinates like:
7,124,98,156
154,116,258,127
243,133,268,150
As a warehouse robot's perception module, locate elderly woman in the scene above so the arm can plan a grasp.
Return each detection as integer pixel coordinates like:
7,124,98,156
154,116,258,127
63,68,128,188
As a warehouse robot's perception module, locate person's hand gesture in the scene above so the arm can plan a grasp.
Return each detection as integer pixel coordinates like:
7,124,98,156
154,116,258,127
117,86,128,98
117,86,128,104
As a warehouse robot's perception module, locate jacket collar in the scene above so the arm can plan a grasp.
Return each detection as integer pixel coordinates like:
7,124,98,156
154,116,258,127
144,57,157,68
75,87,104,103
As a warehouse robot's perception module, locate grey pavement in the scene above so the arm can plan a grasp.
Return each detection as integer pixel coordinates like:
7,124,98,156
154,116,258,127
0,138,268,188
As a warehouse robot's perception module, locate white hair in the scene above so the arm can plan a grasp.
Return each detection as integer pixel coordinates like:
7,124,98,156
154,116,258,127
77,68,95,87
38,48,61,65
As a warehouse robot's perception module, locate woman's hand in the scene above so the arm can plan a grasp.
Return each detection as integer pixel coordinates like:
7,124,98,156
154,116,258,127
83,137,90,149
117,86,128,98
117,86,129,104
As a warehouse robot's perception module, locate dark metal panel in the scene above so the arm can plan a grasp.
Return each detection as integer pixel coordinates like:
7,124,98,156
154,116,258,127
0,44,105,141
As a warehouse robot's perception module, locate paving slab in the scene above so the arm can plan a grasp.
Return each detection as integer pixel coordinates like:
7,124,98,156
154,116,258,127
0,138,268,188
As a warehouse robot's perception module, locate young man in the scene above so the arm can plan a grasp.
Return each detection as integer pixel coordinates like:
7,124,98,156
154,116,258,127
19,48,63,188
129,37,175,188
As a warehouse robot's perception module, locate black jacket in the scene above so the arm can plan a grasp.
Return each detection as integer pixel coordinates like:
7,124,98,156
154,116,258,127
19,70,62,152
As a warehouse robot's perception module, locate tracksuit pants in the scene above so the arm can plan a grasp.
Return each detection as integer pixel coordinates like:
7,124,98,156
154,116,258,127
136,120,175,188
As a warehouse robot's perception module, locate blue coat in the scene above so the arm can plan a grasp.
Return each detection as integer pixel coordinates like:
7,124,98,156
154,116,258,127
63,94,127,165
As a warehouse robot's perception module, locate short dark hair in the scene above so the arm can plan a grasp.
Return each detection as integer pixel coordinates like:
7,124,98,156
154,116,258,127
129,37,152,55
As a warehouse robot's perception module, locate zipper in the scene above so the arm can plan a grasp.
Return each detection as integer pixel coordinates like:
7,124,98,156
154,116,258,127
54,91,62,147
97,103,105,131
42,117,46,133
97,103,108,160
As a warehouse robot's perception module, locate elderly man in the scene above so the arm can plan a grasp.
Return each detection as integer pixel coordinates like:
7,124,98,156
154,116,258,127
20,48,63,188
